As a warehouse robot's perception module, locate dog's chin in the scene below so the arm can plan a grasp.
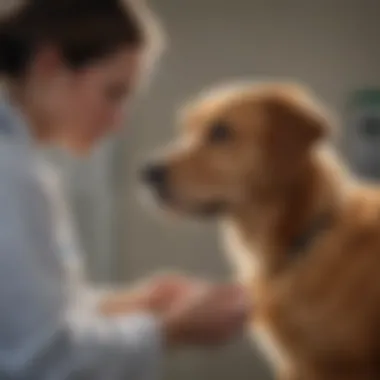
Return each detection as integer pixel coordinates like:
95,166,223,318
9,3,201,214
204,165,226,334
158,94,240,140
187,201,229,218
158,197,228,219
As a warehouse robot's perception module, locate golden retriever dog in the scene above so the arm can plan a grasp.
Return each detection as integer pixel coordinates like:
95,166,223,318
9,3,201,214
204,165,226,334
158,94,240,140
141,81,380,380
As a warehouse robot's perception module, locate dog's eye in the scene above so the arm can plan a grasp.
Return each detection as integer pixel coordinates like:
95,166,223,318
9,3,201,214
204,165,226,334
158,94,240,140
208,122,232,143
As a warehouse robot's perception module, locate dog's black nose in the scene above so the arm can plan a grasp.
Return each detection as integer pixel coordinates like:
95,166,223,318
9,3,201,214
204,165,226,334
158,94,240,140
141,163,168,187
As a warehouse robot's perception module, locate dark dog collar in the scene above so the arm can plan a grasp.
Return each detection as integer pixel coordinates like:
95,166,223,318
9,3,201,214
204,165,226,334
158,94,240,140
289,211,332,258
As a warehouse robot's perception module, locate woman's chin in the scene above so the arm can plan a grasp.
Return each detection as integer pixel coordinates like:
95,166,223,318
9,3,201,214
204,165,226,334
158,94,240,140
59,136,97,156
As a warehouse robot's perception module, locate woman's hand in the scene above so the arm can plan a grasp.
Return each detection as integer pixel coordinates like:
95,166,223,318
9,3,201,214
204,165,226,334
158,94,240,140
98,273,251,348
98,273,198,316
162,282,251,348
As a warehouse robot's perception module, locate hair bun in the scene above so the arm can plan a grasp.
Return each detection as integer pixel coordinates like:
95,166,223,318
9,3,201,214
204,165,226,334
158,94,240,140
0,23,30,76
0,0,33,76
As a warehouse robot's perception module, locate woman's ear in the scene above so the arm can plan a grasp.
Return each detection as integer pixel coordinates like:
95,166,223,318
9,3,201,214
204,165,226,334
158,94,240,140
30,45,64,80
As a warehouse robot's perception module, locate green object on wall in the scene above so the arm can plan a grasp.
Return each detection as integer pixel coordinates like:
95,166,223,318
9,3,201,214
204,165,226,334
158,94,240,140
344,88,380,179
348,88,380,109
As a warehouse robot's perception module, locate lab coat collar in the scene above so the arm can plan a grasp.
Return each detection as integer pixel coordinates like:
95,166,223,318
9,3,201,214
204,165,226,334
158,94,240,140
0,88,33,145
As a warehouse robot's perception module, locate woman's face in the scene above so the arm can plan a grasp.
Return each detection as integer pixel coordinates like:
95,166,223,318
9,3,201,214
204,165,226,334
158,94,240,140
35,47,143,153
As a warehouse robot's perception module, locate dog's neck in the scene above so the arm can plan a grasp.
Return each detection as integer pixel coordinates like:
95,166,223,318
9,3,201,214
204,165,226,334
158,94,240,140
225,148,348,275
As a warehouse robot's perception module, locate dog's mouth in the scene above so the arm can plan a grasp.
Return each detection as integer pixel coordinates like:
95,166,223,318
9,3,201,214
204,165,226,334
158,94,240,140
146,186,228,218
190,201,228,217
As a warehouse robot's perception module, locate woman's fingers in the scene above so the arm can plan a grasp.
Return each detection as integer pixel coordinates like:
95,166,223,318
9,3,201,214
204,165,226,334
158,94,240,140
162,283,251,348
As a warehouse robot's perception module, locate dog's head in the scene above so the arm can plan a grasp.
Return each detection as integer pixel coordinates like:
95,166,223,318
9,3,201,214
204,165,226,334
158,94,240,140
141,81,330,218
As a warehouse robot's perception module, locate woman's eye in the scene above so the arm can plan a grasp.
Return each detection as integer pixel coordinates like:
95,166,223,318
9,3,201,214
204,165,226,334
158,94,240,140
208,122,232,143
105,84,128,102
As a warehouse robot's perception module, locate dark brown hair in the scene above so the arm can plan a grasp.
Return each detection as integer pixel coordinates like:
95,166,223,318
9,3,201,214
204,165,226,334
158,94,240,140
0,0,157,78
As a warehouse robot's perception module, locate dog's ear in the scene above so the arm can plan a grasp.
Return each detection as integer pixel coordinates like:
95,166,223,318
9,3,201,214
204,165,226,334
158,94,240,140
263,92,329,156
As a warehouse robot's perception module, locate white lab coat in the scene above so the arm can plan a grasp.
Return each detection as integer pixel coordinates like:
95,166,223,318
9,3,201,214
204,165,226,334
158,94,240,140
0,95,162,380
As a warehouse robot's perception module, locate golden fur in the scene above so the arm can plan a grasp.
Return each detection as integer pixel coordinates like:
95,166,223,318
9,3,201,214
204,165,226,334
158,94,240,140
148,81,380,379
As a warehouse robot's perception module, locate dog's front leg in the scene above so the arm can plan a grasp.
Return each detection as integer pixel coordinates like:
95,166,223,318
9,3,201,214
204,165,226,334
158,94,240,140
277,368,305,380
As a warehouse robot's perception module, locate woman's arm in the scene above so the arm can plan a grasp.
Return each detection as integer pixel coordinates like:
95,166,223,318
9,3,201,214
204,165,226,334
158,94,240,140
0,155,163,380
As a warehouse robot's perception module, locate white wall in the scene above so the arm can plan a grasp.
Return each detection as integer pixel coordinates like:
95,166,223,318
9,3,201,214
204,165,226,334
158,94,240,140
67,1,380,379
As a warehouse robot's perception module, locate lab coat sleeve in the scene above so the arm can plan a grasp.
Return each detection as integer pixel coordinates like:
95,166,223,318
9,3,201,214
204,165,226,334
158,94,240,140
0,156,163,380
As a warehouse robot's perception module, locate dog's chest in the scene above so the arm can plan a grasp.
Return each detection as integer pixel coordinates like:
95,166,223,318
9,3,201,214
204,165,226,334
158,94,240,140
221,222,292,371
252,323,291,372
221,222,260,284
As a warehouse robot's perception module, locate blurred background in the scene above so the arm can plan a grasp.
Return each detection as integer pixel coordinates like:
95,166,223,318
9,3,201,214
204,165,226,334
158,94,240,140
52,1,380,379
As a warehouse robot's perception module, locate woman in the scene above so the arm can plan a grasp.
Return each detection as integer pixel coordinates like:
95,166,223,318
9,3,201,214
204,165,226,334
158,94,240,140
0,1,250,379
